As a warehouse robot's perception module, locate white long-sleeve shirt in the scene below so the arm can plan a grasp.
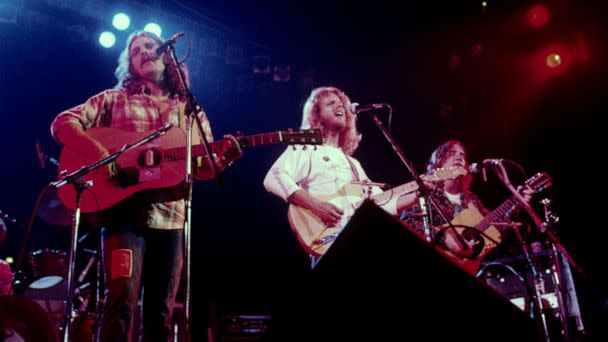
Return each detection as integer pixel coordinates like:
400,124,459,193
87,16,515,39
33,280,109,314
263,145,398,216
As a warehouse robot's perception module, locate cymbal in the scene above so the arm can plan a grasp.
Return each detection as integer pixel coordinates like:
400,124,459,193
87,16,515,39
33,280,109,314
37,187,73,227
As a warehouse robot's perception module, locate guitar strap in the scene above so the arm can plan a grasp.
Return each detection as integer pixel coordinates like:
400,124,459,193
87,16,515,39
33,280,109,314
343,151,361,182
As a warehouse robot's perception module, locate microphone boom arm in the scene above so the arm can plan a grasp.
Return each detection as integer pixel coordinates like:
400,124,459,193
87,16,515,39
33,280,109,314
367,111,471,253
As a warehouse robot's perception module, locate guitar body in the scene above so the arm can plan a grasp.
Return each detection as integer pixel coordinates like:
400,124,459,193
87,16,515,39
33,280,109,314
438,207,502,275
58,127,188,213
288,184,365,256
287,167,467,256
436,171,552,275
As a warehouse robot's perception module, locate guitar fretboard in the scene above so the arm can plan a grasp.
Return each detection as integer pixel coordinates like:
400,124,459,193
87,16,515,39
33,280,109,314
240,132,284,147
477,197,519,231
370,167,466,206
162,132,284,161
476,173,550,231
371,180,418,206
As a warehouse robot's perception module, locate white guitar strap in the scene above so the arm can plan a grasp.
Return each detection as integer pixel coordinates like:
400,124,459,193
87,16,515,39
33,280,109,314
343,151,361,182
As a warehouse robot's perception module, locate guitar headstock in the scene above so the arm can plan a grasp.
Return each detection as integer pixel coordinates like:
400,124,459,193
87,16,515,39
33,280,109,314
282,129,322,145
525,172,552,193
426,166,468,182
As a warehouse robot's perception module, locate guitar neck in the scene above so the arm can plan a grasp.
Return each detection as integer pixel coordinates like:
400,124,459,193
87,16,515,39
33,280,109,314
368,168,467,207
477,197,519,231
237,131,286,148
164,131,285,160
370,180,419,205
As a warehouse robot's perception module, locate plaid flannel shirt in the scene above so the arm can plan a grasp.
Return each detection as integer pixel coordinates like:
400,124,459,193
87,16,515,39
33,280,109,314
51,87,212,229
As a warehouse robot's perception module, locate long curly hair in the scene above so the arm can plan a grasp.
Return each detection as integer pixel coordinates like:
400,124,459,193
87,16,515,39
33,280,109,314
114,31,189,96
426,139,473,192
301,86,361,155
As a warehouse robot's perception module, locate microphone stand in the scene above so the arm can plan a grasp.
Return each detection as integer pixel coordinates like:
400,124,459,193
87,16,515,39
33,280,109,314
488,161,586,341
165,41,223,341
487,162,584,276
51,123,172,342
512,224,551,342
367,108,471,253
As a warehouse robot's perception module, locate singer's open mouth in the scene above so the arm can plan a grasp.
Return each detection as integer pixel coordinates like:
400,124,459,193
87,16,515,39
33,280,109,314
141,56,158,67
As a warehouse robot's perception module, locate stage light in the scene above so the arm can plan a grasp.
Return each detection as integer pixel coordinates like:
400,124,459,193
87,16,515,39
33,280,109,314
546,53,561,68
99,31,116,48
5,257,13,264
144,23,162,37
112,13,130,31
527,4,550,28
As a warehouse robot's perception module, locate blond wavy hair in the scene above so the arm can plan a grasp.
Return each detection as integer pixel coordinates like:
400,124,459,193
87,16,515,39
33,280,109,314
301,87,361,155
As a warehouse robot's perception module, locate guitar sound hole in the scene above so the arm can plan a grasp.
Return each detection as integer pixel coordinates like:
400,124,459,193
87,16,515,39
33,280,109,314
137,148,162,168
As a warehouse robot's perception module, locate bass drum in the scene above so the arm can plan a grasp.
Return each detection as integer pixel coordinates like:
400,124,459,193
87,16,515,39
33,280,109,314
0,295,59,342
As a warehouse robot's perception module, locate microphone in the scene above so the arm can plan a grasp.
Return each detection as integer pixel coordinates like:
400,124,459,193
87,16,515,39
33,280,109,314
35,140,46,169
468,162,480,174
350,102,389,114
155,32,186,56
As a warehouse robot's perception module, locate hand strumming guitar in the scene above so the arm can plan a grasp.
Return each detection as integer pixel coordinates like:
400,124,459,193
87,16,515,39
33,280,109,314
194,134,243,180
287,189,345,228
55,123,117,180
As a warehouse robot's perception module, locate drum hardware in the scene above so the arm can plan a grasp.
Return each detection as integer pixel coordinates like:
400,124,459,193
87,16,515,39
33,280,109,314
9,243,103,340
478,197,585,341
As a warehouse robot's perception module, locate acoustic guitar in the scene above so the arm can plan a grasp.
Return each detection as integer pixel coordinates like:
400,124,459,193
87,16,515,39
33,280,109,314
288,166,468,256
435,172,552,275
57,126,322,212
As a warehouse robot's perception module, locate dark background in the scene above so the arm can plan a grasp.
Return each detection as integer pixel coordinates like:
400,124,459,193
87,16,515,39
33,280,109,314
1,0,606,339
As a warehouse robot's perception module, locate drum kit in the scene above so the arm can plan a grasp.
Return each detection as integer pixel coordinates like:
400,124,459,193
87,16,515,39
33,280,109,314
1,205,101,341
0,145,101,341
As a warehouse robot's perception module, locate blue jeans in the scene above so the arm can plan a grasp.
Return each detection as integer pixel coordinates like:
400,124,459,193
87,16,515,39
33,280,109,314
97,223,183,342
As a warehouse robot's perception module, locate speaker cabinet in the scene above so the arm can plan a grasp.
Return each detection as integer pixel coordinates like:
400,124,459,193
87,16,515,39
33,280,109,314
278,200,541,341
